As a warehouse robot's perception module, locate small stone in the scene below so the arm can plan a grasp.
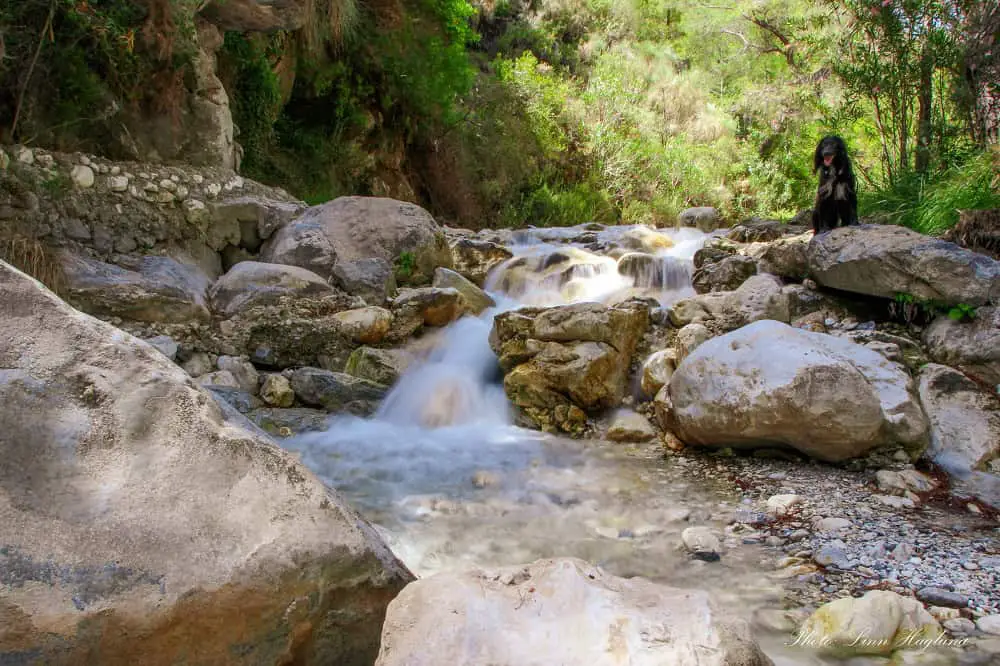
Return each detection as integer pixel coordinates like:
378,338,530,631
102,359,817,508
145,335,178,361
977,615,1000,636
928,606,960,621
192,174,204,184
181,353,214,378
15,146,34,164
70,165,95,188
110,165,121,176
143,182,159,193
183,199,209,225
916,587,969,609
175,185,189,200
138,172,151,180
788,529,810,542
893,449,910,462
815,545,852,569
875,494,915,509
943,617,976,634
962,561,979,571
216,356,259,394
766,494,802,516
107,175,129,192
205,183,222,197
259,374,294,408
471,470,500,488
78,154,91,166
681,526,721,561
159,178,177,192
197,370,240,389
813,516,851,532
0,149,9,170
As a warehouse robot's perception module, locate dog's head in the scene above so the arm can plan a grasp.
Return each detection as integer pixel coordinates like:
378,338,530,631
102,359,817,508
814,135,849,172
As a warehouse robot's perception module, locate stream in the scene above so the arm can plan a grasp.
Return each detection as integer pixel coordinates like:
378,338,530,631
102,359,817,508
283,224,857,665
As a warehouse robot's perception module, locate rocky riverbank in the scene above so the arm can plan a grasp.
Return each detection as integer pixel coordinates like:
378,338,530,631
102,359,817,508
2,145,999,665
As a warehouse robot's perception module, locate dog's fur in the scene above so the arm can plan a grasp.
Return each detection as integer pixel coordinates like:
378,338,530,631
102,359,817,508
812,135,858,234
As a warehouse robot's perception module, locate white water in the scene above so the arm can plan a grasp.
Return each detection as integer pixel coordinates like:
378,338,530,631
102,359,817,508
281,223,864,663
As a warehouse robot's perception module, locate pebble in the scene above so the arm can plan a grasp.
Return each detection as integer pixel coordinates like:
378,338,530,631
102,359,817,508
766,494,802,516
681,526,721,562
916,587,970,609
977,615,1000,636
815,545,852,569
813,516,851,532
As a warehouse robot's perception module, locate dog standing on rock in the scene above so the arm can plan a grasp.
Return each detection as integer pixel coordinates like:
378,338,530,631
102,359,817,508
812,135,858,234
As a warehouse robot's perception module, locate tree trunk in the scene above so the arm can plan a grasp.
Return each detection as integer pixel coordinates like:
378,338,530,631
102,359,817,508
915,38,934,172
961,2,1000,146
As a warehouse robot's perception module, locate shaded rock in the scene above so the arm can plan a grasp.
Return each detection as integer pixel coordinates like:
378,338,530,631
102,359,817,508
727,218,784,243
752,233,811,280
259,374,294,408
375,558,770,666
640,349,676,398
204,385,263,414
692,255,757,294
181,352,214,377
606,410,656,442
0,260,411,665
678,206,722,232
332,257,396,305
799,591,940,656
217,355,259,393
808,225,1000,307
145,335,178,361
344,347,412,386
248,407,330,437
449,237,512,286
333,306,393,344
290,367,388,412
261,197,452,294
432,267,495,314
923,307,1000,386
62,253,211,323
693,237,739,269
916,587,970,609
918,363,1000,508
667,320,928,462
208,261,336,317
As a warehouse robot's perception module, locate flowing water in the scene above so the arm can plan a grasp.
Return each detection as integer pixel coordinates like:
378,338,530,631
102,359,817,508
283,224,857,665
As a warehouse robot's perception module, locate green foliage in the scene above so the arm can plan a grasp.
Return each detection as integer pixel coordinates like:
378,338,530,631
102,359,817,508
891,292,978,326
861,151,1000,234
395,251,417,278
948,303,977,322
221,33,284,174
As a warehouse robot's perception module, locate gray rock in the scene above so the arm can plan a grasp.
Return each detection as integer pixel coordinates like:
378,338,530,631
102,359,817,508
145,335,178,361
259,374,294,408
181,352,214,378
916,587,970,609
923,307,1000,386
681,526,721,562
217,355,259,393
678,207,721,232
290,367,388,412
691,255,757,294
209,261,338,317
204,385,263,414
248,407,330,437
808,224,1000,307
344,347,412,386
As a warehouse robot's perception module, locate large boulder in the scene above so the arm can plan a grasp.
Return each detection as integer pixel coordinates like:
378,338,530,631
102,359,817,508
922,306,1000,386
432,267,495,314
344,347,413,386
61,253,211,323
375,558,772,666
208,260,337,317
665,320,928,462
490,302,649,434
0,261,412,665
261,197,453,294
918,364,1000,507
290,367,389,414
678,206,722,232
691,255,757,294
807,225,1000,307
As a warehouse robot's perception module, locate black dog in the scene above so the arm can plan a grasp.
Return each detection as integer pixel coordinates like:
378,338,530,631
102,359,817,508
811,135,858,234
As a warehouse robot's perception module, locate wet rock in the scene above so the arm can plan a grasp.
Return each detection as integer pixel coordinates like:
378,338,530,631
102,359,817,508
667,320,928,462
290,367,388,412
681,526,722,561
145,335,178,361
448,237,512,286
692,255,757,294
259,374,294,407
916,587,970,609
208,261,337,317
248,407,330,437
808,225,1000,307
333,306,394,344
798,591,940,656
923,309,1000,389
0,260,412,664
432,267,494,314
606,410,656,442
918,363,1000,507
390,287,466,339
344,347,411,386
261,196,452,291
490,302,649,434
375,558,770,666
640,349,676,398
61,253,212,323
678,206,722,232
